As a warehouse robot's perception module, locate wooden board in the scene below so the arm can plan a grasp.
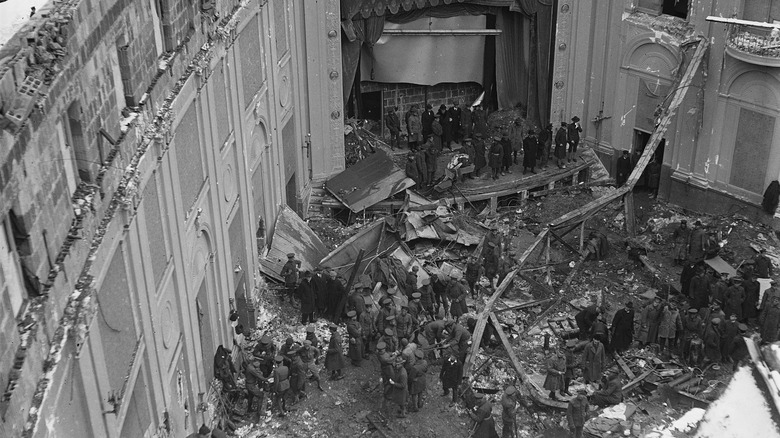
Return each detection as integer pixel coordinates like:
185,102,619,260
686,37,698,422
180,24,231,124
259,205,329,281
325,147,415,213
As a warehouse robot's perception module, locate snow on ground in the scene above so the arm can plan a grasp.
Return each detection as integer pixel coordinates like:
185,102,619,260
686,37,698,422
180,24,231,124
0,0,50,47
696,366,780,438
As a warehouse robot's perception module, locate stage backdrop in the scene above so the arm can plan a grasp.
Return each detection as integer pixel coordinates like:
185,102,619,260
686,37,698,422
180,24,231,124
360,15,486,86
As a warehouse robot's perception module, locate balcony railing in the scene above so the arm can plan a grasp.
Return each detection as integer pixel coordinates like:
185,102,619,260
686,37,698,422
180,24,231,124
725,21,780,66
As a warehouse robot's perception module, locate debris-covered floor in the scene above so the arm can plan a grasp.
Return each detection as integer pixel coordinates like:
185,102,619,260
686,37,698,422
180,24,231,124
229,109,780,437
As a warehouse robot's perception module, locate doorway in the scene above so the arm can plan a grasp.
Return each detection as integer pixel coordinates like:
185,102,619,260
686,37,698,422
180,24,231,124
632,129,666,189
359,90,382,122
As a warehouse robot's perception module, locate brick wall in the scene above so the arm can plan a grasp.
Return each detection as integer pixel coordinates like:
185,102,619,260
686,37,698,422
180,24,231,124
361,81,483,131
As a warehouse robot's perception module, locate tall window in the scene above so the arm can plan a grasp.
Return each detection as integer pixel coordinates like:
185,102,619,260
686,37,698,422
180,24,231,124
0,218,26,317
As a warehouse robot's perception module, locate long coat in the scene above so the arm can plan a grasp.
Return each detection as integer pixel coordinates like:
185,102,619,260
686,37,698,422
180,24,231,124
473,108,487,137
724,283,745,320
522,136,537,168
688,228,708,262
325,331,346,371
297,280,316,314
554,127,568,159
658,308,676,339
542,354,565,392
472,401,500,438
501,138,513,167
390,366,409,405
582,340,606,383
610,308,635,352
702,324,721,362
743,278,760,320
489,141,504,169
440,359,462,389
346,320,364,362
760,300,780,342
409,359,428,394
639,303,662,344
326,277,347,318
405,158,420,185
672,225,691,261
474,140,487,171
567,395,589,428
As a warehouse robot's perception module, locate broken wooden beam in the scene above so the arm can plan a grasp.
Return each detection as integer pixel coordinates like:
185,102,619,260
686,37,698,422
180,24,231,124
615,355,636,380
518,273,555,296
527,179,614,199
495,297,555,314
622,369,654,392
549,186,630,229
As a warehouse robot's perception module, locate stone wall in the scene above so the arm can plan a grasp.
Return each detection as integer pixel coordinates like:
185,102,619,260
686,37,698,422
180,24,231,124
0,0,344,436
361,81,483,131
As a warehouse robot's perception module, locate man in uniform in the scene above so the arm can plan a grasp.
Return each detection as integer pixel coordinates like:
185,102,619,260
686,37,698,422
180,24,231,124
381,325,399,353
346,310,364,367
299,340,323,391
252,334,276,377
358,305,375,358
483,242,499,286
281,253,300,302
376,341,396,414
500,386,518,438
419,278,436,320
489,136,504,180
245,357,269,418
474,132,487,177
440,355,463,404
297,271,316,324
445,319,472,363
407,266,420,298
396,305,415,344
325,323,346,380
272,355,290,417
389,357,409,418
470,392,499,438
326,269,347,321
465,256,482,299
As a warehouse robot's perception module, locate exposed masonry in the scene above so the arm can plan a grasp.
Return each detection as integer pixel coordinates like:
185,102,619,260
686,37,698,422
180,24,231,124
0,2,252,436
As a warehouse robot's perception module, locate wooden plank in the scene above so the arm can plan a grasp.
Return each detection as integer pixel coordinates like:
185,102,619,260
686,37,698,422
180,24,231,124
622,369,654,392
549,228,580,256
518,273,555,296
579,221,586,252
494,298,555,314
615,356,636,380
624,191,636,236
528,179,614,198
550,186,629,229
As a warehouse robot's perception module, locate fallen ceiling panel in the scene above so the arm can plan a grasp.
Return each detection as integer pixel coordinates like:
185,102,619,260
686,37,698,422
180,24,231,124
259,205,328,282
325,147,415,213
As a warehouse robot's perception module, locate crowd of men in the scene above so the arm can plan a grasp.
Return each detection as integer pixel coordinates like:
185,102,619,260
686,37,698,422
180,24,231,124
394,101,585,188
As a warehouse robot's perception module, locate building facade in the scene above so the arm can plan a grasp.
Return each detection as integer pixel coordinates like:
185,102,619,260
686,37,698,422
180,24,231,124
553,0,780,220
0,0,343,437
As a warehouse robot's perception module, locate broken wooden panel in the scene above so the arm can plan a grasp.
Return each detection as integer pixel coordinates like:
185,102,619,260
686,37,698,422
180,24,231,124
704,255,737,278
258,205,329,282
325,147,415,213
320,219,398,279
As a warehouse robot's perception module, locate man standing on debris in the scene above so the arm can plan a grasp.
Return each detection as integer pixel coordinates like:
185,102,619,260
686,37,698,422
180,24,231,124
299,340,324,391
484,242,500,287
582,337,606,384
445,319,472,363
543,348,566,400
281,253,300,302
440,354,463,404
760,296,780,343
432,275,449,318
425,138,438,184
501,133,513,174
638,298,663,346
470,392,499,438
742,271,760,323
396,305,415,344
610,302,635,353
657,302,680,354
448,279,468,319
702,318,722,364
489,136,504,180
312,268,328,319
719,313,740,363
386,107,401,150
432,113,444,151
416,144,429,187
346,311,364,367
754,248,774,278
358,303,375,358
389,357,409,418
407,104,423,151
407,265,420,298
325,323,346,380
567,389,589,438
689,266,710,310
465,256,482,299
616,150,632,187
680,308,702,362
724,278,745,321
554,122,569,169
500,385,519,438
592,315,610,353
406,153,422,186
376,298,396,335
509,118,523,164
272,356,290,417
418,278,436,320
297,272,316,324
575,303,601,340
687,220,708,263
245,357,269,418
326,270,347,321
671,220,690,265
288,347,307,403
